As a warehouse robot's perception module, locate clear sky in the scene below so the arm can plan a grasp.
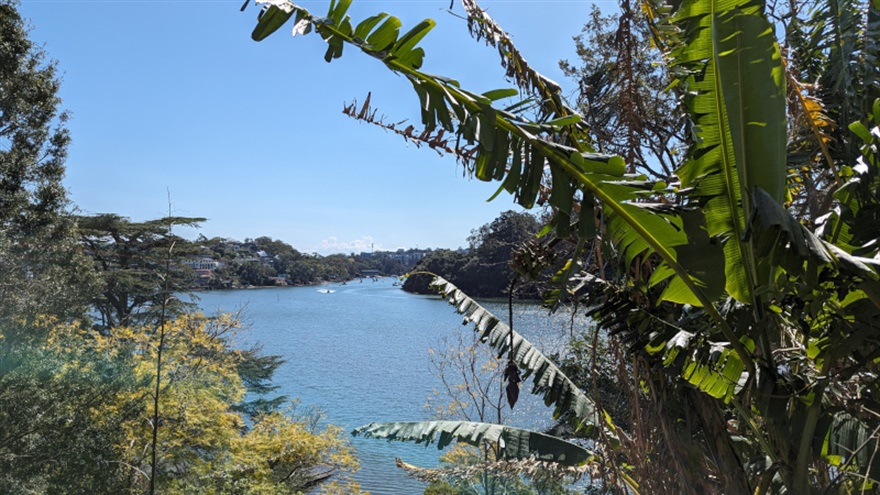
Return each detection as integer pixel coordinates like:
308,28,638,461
18,0,606,254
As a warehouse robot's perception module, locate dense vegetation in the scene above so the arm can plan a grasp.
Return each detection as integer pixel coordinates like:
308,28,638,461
76,211,425,308
2,5,526,493
0,3,364,493
4,0,880,491
249,0,880,494
195,234,420,288
402,210,543,298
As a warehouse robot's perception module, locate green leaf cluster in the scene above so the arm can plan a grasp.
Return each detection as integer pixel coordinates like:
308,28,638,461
0,314,361,494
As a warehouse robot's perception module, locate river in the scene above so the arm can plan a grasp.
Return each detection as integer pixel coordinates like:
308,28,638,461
195,277,581,494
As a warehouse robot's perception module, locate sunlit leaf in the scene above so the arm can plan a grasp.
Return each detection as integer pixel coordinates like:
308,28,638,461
366,16,401,51
252,5,294,41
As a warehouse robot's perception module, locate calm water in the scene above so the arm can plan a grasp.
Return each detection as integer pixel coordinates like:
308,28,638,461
196,278,582,494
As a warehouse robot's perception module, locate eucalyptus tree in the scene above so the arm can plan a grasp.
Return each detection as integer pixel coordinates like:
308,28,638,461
245,0,880,492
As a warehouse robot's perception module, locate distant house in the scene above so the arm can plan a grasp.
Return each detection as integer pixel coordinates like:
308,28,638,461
389,249,427,266
360,269,380,277
186,257,220,271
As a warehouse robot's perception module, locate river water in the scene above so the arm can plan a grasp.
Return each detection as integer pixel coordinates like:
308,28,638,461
196,277,582,494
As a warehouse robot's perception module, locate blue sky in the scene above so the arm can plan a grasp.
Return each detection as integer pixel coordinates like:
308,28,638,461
19,0,607,254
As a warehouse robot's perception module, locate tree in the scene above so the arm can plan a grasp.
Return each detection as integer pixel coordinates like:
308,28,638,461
233,346,289,419
0,0,67,234
403,249,470,295
0,0,95,327
559,3,685,179
111,313,362,494
0,313,361,494
246,0,880,492
467,211,540,266
404,211,541,297
0,318,139,494
426,328,506,425
236,259,278,286
77,214,204,328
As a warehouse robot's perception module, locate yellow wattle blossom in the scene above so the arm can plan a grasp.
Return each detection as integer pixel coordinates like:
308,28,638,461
3,313,364,494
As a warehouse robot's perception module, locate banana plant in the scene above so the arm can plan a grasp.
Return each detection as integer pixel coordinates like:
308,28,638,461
348,283,634,490
246,0,880,492
246,0,751,359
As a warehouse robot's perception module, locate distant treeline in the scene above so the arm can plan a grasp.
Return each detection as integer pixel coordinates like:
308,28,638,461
192,235,427,289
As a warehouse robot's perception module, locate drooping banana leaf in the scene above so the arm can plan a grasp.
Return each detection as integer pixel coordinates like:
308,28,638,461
352,420,593,466
429,276,619,443
747,187,880,303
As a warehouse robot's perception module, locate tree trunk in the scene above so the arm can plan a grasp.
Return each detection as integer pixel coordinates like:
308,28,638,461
687,390,752,495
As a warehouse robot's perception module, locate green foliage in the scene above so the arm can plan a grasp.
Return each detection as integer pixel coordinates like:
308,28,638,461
77,214,205,328
0,319,139,494
233,347,289,420
236,258,279,286
0,0,95,326
555,334,631,433
667,0,787,305
201,235,413,288
0,314,361,494
467,211,541,267
403,249,471,295
0,0,69,233
425,480,461,495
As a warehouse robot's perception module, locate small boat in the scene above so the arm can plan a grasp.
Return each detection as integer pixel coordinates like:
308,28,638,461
317,289,336,294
